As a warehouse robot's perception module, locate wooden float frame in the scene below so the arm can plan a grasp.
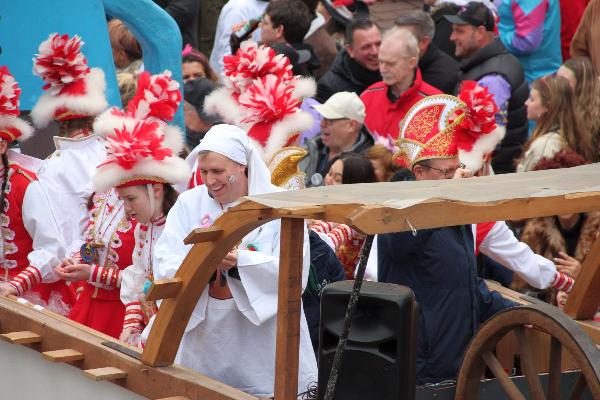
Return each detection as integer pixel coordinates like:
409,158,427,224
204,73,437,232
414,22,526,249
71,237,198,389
1,164,600,399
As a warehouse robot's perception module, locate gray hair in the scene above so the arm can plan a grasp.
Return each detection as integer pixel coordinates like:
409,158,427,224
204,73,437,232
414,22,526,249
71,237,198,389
382,27,420,58
394,10,435,40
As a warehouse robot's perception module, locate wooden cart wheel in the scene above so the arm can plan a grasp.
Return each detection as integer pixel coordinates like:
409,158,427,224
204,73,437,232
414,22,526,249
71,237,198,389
455,302,600,400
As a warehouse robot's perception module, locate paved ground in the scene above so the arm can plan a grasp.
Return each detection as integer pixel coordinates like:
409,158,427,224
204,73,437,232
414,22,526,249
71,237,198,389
370,0,424,30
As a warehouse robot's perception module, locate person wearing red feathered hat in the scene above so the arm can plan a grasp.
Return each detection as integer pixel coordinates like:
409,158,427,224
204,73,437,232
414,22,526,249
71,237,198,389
53,70,187,339
31,33,110,262
181,41,317,190
364,81,575,384
0,67,74,314
91,72,188,344
204,41,316,163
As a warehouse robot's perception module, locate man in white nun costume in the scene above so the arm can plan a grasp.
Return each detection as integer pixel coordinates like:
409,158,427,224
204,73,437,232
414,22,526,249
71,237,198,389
148,124,318,397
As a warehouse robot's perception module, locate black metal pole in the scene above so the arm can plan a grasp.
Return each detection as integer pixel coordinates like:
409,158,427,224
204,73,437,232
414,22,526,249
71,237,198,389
323,234,375,400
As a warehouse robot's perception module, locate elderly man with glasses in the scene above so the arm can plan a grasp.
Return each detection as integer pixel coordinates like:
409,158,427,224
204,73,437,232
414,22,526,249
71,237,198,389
299,91,374,187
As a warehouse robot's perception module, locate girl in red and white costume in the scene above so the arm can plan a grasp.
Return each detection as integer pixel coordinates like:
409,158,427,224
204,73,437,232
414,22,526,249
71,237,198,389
56,185,136,338
0,67,72,311
59,71,188,341
56,71,185,338
91,72,189,344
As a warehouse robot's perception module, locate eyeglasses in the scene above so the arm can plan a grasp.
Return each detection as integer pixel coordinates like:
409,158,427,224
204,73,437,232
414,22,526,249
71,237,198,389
422,163,466,178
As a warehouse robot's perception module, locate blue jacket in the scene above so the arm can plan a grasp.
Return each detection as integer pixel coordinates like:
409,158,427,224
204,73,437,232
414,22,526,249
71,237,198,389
303,230,346,354
377,225,514,384
498,0,562,82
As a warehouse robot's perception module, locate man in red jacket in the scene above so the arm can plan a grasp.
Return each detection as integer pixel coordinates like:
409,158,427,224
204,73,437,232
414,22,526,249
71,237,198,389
361,27,441,140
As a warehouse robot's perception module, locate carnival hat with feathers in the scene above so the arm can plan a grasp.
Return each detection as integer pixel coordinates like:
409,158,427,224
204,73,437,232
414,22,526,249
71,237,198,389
92,71,189,193
393,80,505,171
93,70,183,151
0,67,33,143
204,41,316,163
30,33,108,128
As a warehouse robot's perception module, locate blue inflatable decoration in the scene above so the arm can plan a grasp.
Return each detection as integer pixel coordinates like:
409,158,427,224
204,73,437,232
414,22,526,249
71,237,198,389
0,0,184,130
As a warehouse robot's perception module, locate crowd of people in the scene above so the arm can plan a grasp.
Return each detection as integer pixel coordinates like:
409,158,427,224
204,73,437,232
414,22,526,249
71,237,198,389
1,0,599,397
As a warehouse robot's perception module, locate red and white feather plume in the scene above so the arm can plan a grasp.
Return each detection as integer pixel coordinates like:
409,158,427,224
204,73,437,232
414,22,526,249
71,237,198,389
92,70,188,192
93,70,183,151
31,33,108,128
0,66,33,142
93,119,189,193
32,33,90,93
450,80,506,170
104,120,173,170
204,41,315,162
127,71,182,122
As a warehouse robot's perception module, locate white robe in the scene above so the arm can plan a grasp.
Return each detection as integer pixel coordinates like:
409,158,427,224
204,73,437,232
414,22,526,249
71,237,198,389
364,222,557,289
149,185,318,397
36,135,106,251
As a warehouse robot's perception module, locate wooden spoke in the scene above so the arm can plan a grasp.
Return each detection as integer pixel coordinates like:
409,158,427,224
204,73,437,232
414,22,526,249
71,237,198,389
514,326,545,400
482,351,526,400
547,336,562,400
568,373,586,400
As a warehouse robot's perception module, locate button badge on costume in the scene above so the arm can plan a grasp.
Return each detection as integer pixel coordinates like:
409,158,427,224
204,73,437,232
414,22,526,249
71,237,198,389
80,242,103,263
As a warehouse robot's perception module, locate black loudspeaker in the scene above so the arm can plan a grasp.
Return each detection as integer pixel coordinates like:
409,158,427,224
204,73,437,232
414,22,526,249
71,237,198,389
318,281,418,400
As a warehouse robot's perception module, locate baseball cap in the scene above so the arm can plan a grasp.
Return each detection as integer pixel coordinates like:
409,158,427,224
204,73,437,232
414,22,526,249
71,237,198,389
312,92,366,123
445,2,495,32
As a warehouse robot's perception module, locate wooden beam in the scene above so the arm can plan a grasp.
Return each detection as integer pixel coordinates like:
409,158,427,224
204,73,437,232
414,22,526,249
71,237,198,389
274,218,304,400
184,226,223,245
145,278,183,301
349,194,600,235
84,366,128,381
154,397,191,400
42,349,85,363
564,236,600,319
155,397,191,400
1,330,42,344
278,206,325,219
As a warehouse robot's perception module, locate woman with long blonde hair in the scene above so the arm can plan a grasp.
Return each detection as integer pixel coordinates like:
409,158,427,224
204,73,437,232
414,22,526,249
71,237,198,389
517,75,594,172
557,56,600,161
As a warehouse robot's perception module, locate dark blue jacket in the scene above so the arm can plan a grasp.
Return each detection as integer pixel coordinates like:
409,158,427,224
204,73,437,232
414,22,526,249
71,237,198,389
377,225,514,384
303,230,346,354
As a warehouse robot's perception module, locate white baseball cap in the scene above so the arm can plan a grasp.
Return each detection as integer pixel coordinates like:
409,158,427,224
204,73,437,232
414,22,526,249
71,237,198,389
313,92,366,124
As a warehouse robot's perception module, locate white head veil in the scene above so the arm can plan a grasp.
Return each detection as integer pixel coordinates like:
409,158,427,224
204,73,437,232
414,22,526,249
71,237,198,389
195,124,276,196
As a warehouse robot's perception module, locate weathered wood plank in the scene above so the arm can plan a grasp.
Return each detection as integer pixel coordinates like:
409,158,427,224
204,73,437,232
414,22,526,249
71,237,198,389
1,330,42,344
84,366,128,381
42,348,85,363
146,278,183,301
184,226,223,245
